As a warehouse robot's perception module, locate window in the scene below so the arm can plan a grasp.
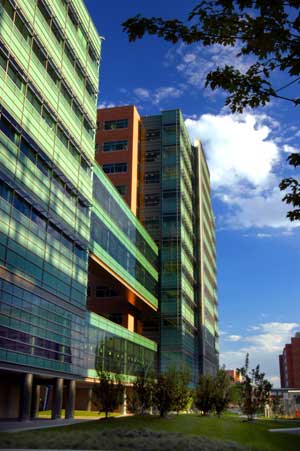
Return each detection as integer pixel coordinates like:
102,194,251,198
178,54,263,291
163,190,177,199
104,119,128,130
146,129,160,141
27,87,42,115
0,115,18,143
102,163,128,174
13,192,31,217
144,171,160,184
7,63,24,91
33,40,47,68
145,150,160,162
103,140,128,152
144,194,160,206
96,286,118,297
20,137,36,163
116,185,127,196
0,51,8,72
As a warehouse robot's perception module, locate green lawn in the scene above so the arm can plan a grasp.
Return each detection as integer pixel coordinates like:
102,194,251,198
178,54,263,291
38,409,105,418
1,413,300,450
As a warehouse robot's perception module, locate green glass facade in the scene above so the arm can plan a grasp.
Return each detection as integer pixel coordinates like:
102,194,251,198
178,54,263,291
194,141,219,376
139,110,219,383
0,0,158,417
91,164,158,309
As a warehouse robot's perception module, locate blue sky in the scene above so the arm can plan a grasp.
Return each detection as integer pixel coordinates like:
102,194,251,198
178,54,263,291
85,0,300,386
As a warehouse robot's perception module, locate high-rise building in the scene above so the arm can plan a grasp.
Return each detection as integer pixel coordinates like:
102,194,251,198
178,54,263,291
279,333,300,388
96,107,219,383
0,1,158,420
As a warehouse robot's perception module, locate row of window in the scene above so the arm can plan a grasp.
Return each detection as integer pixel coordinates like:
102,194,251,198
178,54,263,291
0,45,94,142
2,0,97,103
145,171,160,184
0,179,86,260
144,149,160,162
103,119,128,130
91,213,157,298
102,163,128,174
1,279,83,335
144,193,160,206
58,0,98,63
93,173,157,266
88,285,118,298
0,113,89,214
0,325,72,363
102,140,128,152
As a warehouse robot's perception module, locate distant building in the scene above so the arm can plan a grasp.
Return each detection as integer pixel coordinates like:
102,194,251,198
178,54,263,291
225,369,242,383
279,332,300,388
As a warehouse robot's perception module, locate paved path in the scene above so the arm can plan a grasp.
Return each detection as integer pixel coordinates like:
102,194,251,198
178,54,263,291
0,418,98,433
269,427,300,434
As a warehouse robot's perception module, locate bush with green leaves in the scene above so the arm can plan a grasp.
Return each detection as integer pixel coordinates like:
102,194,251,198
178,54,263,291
92,372,123,418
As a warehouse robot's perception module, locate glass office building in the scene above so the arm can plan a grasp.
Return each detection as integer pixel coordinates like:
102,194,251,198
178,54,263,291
139,110,218,383
96,107,219,385
0,0,158,420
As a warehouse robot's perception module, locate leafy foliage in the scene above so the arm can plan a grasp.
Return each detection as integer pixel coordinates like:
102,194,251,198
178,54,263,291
92,372,123,418
123,1,300,222
169,367,192,414
238,353,272,421
152,371,176,417
131,367,155,415
213,369,232,417
195,374,215,415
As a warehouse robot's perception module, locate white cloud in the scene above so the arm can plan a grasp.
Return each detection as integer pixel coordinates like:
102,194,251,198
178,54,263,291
226,335,242,342
166,43,252,94
133,88,150,100
283,144,298,153
186,113,279,189
221,322,300,386
134,86,183,105
97,100,115,109
221,188,295,229
185,112,299,230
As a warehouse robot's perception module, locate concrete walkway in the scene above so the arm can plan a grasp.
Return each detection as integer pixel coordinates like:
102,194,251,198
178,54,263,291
269,427,300,434
0,417,98,433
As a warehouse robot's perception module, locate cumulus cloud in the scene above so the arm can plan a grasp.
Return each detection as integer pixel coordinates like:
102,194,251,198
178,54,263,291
133,86,183,105
220,322,300,386
97,100,115,109
185,112,299,230
133,88,150,100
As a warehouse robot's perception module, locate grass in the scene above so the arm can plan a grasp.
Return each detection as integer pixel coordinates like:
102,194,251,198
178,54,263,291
1,413,300,450
38,409,105,418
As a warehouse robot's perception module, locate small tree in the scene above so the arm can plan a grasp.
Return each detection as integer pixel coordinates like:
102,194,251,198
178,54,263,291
171,367,191,415
153,371,176,418
213,369,231,417
132,367,155,415
92,372,123,418
238,354,272,421
195,374,215,415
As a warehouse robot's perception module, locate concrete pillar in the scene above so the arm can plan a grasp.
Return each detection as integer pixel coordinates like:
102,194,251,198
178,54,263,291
87,387,93,411
51,378,63,420
65,380,76,419
19,373,33,421
31,384,40,419
121,386,127,416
